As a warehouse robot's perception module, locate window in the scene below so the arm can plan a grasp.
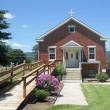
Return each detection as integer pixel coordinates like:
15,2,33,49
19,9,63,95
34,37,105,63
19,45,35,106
71,53,73,58
48,47,56,61
65,52,68,60
76,52,79,60
88,46,96,60
68,25,75,33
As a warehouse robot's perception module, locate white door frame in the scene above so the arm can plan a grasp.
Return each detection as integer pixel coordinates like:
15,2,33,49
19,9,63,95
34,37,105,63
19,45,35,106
61,40,83,68
63,47,82,68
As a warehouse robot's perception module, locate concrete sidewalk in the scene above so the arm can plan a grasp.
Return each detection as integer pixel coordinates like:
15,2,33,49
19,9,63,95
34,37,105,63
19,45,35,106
55,82,88,105
0,76,36,110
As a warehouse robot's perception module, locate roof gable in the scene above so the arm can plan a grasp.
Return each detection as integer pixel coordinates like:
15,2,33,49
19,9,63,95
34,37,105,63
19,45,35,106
37,17,107,42
61,40,83,48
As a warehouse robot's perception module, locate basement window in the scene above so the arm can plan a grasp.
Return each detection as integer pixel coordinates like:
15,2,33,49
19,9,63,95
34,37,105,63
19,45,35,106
68,25,75,33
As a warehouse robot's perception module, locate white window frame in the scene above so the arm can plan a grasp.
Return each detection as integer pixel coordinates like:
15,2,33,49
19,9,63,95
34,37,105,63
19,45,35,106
68,25,75,33
48,46,56,61
88,46,96,61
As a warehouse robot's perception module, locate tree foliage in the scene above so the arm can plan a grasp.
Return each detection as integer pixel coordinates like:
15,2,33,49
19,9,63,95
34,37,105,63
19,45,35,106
9,49,26,65
0,10,11,40
32,44,38,61
0,10,11,66
0,43,10,66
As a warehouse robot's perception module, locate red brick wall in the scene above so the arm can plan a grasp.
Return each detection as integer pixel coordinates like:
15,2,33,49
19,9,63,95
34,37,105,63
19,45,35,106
38,19,106,70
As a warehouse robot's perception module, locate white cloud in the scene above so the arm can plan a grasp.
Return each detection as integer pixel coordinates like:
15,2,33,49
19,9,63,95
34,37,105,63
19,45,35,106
1,40,10,43
21,25,29,28
12,43,31,48
4,13,15,19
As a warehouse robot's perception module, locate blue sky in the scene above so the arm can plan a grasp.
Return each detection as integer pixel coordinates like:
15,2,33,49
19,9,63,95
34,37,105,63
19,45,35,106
0,0,110,52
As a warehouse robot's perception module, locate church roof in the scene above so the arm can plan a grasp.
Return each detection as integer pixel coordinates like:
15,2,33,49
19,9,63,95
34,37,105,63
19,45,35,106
36,17,107,42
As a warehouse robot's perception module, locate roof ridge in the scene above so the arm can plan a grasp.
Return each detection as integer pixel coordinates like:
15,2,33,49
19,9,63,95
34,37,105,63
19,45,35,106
36,17,107,42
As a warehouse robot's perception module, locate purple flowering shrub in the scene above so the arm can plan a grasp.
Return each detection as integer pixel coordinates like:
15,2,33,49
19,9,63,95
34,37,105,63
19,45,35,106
36,74,60,92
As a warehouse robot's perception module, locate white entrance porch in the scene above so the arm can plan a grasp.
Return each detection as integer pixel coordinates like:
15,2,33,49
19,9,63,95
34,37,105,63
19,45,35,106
61,40,83,68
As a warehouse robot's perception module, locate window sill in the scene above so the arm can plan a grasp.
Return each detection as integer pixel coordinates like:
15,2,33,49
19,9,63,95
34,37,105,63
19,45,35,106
88,59,96,62
49,59,55,62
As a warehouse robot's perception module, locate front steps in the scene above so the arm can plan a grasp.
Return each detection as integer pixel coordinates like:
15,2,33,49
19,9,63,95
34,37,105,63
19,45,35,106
63,68,82,83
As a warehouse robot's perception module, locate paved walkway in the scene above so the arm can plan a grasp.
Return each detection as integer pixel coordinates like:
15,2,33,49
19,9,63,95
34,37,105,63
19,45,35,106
0,76,36,110
55,82,88,105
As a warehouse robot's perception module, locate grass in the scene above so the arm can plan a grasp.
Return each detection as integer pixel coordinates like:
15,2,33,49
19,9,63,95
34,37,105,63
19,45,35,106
47,84,110,110
0,66,11,72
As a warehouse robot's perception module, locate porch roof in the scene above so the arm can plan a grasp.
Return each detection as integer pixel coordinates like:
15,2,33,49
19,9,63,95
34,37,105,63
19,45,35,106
61,40,83,48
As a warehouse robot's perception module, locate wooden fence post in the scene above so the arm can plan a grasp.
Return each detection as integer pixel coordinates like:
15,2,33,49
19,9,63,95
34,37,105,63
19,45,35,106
50,65,51,74
22,77,26,98
48,65,49,74
10,65,14,83
23,60,26,76
44,65,46,74
31,64,33,70
36,70,39,77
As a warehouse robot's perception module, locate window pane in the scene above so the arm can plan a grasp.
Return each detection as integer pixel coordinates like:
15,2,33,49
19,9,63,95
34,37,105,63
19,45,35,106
49,48,55,53
68,25,75,33
89,54,95,59
49,54,55,59
65,52,68,59
89,48,94,53
76,52,78,60
69,27,75,32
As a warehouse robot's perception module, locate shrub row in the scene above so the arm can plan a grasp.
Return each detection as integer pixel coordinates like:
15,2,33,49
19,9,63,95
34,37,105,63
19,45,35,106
96,72,108,82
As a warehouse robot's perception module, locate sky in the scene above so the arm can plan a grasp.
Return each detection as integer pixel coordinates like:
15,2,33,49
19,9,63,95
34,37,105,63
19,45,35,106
0,0,110,52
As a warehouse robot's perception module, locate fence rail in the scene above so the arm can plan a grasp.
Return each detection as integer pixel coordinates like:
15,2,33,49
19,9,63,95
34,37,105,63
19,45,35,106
22,60,57,98
0,61,42,85
0,60,62,98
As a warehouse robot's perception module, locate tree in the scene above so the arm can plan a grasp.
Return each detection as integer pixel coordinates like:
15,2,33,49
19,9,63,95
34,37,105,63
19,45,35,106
0,10,11,40
32,44,38,61
0,10,11,66
0,44,10,66
9,49,26,65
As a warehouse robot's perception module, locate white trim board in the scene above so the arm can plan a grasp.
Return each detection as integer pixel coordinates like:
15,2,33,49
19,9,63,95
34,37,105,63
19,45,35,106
61,40,83,48
48,46,56,61
36,17,107,42
88,46,96,61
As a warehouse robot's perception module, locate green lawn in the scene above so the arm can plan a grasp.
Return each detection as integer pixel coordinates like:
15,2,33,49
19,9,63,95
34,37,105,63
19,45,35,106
48,84,110,110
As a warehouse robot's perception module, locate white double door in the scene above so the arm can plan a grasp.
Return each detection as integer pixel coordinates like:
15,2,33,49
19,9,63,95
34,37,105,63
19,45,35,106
65,50,79,68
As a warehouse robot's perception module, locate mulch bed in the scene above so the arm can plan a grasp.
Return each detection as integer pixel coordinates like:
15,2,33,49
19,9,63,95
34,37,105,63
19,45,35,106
21,82,63,110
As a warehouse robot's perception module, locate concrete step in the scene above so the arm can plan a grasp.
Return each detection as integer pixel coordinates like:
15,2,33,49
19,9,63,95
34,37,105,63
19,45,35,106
64,68,82,81
63,79,81,81
66,71,81,73
63,77,81,79
66,72,81,74
62,79,82,83
66,69,81,71
64,74,81,76
64,76,81,78
67,72,80,73
63,75,81,77
63,76,81,79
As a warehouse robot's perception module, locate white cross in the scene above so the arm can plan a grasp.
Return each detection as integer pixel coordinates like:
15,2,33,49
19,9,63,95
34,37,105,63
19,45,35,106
68,9,75,17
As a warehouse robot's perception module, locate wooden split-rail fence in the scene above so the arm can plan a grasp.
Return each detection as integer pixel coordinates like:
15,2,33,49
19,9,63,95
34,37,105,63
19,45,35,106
0,60,62,98
22,60,62,98
0,61,42,85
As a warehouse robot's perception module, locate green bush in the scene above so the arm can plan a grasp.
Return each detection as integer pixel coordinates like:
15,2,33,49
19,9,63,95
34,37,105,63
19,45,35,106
53,64,64,81
54,64,62,76
34,89,49,101
96,73,108,82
